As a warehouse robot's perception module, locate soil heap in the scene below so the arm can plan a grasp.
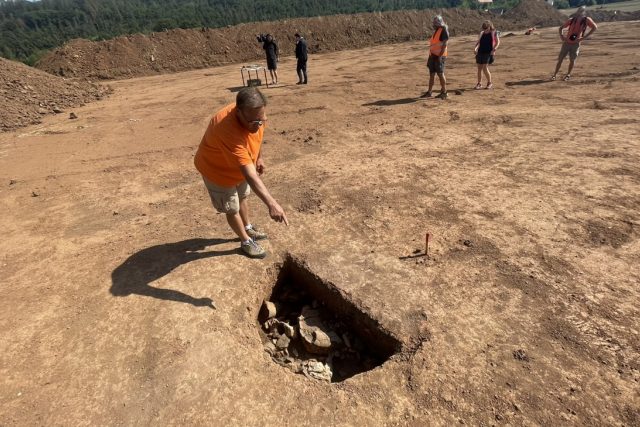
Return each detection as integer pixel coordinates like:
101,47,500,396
36,0,566,81
502,0,568,27
0,57,112,132
586,9,640,22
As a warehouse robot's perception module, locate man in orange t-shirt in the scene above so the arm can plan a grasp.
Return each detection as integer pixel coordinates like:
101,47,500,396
195,87,288,259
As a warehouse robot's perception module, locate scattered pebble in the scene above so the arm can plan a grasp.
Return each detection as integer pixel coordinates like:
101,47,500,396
513,349,530,362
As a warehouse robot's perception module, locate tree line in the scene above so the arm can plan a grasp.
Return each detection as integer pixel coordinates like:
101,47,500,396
0,0,625,64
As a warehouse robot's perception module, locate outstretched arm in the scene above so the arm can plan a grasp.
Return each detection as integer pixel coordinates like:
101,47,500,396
240,163,288,225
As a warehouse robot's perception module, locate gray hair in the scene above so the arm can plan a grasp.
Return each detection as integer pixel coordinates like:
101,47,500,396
574,5,587,16
433,15,445,27
236,87,267,110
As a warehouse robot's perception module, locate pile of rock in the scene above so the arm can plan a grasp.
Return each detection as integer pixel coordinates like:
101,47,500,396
260,299,367,382
1,57,111,132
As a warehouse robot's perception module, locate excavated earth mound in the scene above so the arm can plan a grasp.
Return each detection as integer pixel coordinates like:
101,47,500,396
36,0,566,80
586,9,640,22
1,58,112,132
502,0,569,26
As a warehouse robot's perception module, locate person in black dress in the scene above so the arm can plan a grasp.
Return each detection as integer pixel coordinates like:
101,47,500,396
474,20,500,90
257,34,279,84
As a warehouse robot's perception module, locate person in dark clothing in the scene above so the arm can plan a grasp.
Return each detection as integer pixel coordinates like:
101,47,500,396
474,20,500,90
257,34,279,84
295,33,308,85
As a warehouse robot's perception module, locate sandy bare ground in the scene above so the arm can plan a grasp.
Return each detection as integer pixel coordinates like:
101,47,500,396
1,22,639,426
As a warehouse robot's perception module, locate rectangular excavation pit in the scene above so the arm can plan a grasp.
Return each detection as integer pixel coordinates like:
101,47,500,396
258,254,402,383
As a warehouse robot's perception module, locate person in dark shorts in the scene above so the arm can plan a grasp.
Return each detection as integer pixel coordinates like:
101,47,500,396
423,15,449,99
257,34,279,84
474,20,500,90
295,33,308,84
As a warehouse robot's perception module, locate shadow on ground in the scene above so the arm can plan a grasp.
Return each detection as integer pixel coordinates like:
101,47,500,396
505,79,551,87
227,86,246,93
364,88,469,105
228,84,283,92
363,97,421,106
110,238,237,308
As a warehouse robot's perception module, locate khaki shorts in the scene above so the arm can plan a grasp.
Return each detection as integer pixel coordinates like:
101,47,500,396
558,42,580,61
203,177,250,214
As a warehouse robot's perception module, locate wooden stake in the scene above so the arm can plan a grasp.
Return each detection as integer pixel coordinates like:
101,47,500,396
425,232,430,257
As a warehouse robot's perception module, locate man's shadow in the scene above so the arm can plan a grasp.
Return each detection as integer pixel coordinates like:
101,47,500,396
110,238,237,309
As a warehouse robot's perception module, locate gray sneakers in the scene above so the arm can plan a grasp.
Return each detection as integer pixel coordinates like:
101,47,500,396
246,225,268,241
241,239,267,259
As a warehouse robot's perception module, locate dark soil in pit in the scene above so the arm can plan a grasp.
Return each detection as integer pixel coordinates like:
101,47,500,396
258,255,401,383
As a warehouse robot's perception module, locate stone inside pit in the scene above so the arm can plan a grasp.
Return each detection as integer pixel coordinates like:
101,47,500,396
258,255,401,383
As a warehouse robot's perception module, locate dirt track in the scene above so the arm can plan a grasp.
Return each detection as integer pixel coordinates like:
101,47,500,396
1,21,639,426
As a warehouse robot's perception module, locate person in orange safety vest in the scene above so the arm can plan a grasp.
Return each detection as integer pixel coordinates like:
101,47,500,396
422,15,449,100
551,6,597,81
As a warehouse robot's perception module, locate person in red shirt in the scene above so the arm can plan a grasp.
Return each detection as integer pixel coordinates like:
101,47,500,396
194,87,288,259
552,6,597,81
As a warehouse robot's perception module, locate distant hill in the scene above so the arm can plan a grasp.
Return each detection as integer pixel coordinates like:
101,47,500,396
35,0,567,81
2,0,476,64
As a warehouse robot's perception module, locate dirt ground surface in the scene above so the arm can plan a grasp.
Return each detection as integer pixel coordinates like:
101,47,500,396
1,21,639,426
36,0,567,81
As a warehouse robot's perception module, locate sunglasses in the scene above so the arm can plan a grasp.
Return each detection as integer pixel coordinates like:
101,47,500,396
239,108,267,126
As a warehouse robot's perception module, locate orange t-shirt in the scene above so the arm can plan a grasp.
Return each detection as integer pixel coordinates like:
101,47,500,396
194,103,264,187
